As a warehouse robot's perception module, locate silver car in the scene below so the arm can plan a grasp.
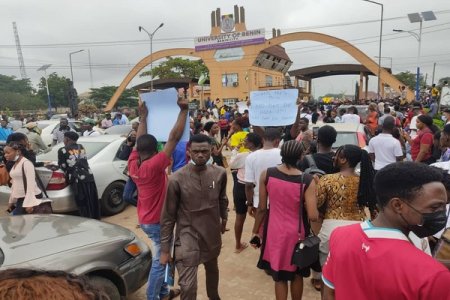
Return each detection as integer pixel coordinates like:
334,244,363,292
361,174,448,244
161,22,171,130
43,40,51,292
0,135,129,216
0,214,151,299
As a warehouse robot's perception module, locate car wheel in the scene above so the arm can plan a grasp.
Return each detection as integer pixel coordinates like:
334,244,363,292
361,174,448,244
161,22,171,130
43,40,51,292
100,181,126,216
89,276,121,300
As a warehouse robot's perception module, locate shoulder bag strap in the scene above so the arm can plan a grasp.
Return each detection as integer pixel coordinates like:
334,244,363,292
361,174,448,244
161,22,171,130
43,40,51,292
298,173,305,236
23,160,49,198
305,154,317,169
22,162,27,193
299,174,315,238
35,170,49,199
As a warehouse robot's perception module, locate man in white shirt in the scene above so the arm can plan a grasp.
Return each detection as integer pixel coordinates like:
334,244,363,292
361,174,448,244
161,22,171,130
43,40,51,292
244,128,282,217
409,105,421,138
341,107,360,124
82,119,101,137
368,116,404,171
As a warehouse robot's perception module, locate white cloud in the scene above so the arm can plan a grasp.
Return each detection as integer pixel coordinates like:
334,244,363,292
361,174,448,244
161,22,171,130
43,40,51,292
0,0,449,98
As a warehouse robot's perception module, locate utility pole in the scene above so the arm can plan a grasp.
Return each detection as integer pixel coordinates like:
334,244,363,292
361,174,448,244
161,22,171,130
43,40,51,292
88,49,94,89
12,22,27,79
432,62,436,85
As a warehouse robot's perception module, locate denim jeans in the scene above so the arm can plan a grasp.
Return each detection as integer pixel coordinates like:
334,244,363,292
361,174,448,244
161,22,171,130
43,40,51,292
123,177,137,207
141,223,169,300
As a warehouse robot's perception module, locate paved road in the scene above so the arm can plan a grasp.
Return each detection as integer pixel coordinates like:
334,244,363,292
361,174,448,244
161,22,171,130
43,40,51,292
0,171,321,300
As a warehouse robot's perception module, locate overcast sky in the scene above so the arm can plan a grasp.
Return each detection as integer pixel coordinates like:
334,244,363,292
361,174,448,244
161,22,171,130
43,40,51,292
1,0,449,98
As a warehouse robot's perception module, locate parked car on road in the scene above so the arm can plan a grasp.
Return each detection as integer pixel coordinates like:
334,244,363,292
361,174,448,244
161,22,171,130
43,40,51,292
0,214,151,300
104,124,132,136
311,122,368,150
37,120,82,147
0,135,129,216
338,105,369,122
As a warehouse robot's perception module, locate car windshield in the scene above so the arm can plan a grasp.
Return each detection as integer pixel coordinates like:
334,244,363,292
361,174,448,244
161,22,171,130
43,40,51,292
38,142,109,162
333,132,358,149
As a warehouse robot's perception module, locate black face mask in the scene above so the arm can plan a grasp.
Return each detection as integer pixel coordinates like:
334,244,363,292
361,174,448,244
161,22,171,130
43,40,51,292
401,200,448,238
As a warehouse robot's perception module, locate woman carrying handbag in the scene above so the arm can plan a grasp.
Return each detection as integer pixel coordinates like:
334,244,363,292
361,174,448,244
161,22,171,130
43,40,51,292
4,141,52,215
251,140,319,300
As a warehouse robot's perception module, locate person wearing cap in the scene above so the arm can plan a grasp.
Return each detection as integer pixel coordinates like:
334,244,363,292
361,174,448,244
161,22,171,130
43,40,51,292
82,119,101,137
52,118,75,145
24,122,50,154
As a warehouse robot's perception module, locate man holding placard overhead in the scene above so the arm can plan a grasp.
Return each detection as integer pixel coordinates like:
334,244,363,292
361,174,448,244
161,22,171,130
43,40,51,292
128,88,188,300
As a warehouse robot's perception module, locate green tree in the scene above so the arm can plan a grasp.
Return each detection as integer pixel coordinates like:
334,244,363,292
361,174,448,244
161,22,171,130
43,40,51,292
140,57,208,79
0,74,45,111
0,74,34,94
394,71,425,90
37,72,72,109
0,92,46,111
89,86,138,108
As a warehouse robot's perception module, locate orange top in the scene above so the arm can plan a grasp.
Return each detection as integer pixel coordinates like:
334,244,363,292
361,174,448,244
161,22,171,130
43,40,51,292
366,111,378,135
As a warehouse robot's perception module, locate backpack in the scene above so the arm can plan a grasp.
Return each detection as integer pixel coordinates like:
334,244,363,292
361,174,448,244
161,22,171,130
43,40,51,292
304,155,326,177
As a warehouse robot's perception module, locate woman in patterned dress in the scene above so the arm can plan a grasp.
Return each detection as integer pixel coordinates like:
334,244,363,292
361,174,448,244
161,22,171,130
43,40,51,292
316,144,376,266
58,131,100,219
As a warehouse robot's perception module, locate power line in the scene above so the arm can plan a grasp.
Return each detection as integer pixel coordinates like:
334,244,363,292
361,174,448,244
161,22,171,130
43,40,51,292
1,9,449,49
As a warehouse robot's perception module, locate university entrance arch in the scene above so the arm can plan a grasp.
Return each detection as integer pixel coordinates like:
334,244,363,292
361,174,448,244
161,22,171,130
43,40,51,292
105,32,413,111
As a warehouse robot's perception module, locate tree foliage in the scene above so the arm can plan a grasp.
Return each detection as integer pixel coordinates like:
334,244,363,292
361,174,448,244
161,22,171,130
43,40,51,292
394,71,425,91
89,86,138,108
0,92,46,112
78,102,98,116
140,57,208,79
0,74,34,94
0,74,45,111
37,72,73,109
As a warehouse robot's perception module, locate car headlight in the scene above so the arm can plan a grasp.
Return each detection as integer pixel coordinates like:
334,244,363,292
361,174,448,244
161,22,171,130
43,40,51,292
124,242,142,257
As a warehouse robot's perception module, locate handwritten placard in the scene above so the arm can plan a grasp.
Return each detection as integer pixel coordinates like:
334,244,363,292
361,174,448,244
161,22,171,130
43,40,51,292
141,88,190,142
249,89,298,126
236,101,249,114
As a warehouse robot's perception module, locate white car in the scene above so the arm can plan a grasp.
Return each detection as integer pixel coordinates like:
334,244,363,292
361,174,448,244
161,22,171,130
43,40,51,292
0,135,129,216
37,120,82,147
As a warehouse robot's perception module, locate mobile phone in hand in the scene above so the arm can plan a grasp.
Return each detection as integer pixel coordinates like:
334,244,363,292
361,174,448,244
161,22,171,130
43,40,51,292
250,236,261,248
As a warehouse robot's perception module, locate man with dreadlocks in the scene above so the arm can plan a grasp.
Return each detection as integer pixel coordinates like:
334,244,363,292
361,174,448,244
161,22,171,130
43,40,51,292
316,144,376,267
251,140,319,300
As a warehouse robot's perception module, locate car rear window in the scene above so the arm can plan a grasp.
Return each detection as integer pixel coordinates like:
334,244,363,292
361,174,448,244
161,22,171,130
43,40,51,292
38,142,109,162
333,132,358,148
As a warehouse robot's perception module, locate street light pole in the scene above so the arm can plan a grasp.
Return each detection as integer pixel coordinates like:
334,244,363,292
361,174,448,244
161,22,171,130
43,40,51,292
69,49,84,83
139,23,164,91
393,11,436,101
37,64,52,116
363,0,383,101
68,49,84,118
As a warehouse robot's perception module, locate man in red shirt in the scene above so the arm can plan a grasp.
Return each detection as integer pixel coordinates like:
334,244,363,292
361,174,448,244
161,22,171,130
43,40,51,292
322,162,450,300
128,89,188,300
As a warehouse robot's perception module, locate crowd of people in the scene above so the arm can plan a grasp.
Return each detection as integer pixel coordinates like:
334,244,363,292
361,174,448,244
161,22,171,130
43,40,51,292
117,88,449,300
1,88,450,300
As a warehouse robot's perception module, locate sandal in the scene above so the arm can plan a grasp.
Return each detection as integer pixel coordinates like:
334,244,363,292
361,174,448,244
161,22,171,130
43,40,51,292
311,278,322,291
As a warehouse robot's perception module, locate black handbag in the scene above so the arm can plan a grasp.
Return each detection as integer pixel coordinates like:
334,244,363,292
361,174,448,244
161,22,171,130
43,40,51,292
291,174,320,269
